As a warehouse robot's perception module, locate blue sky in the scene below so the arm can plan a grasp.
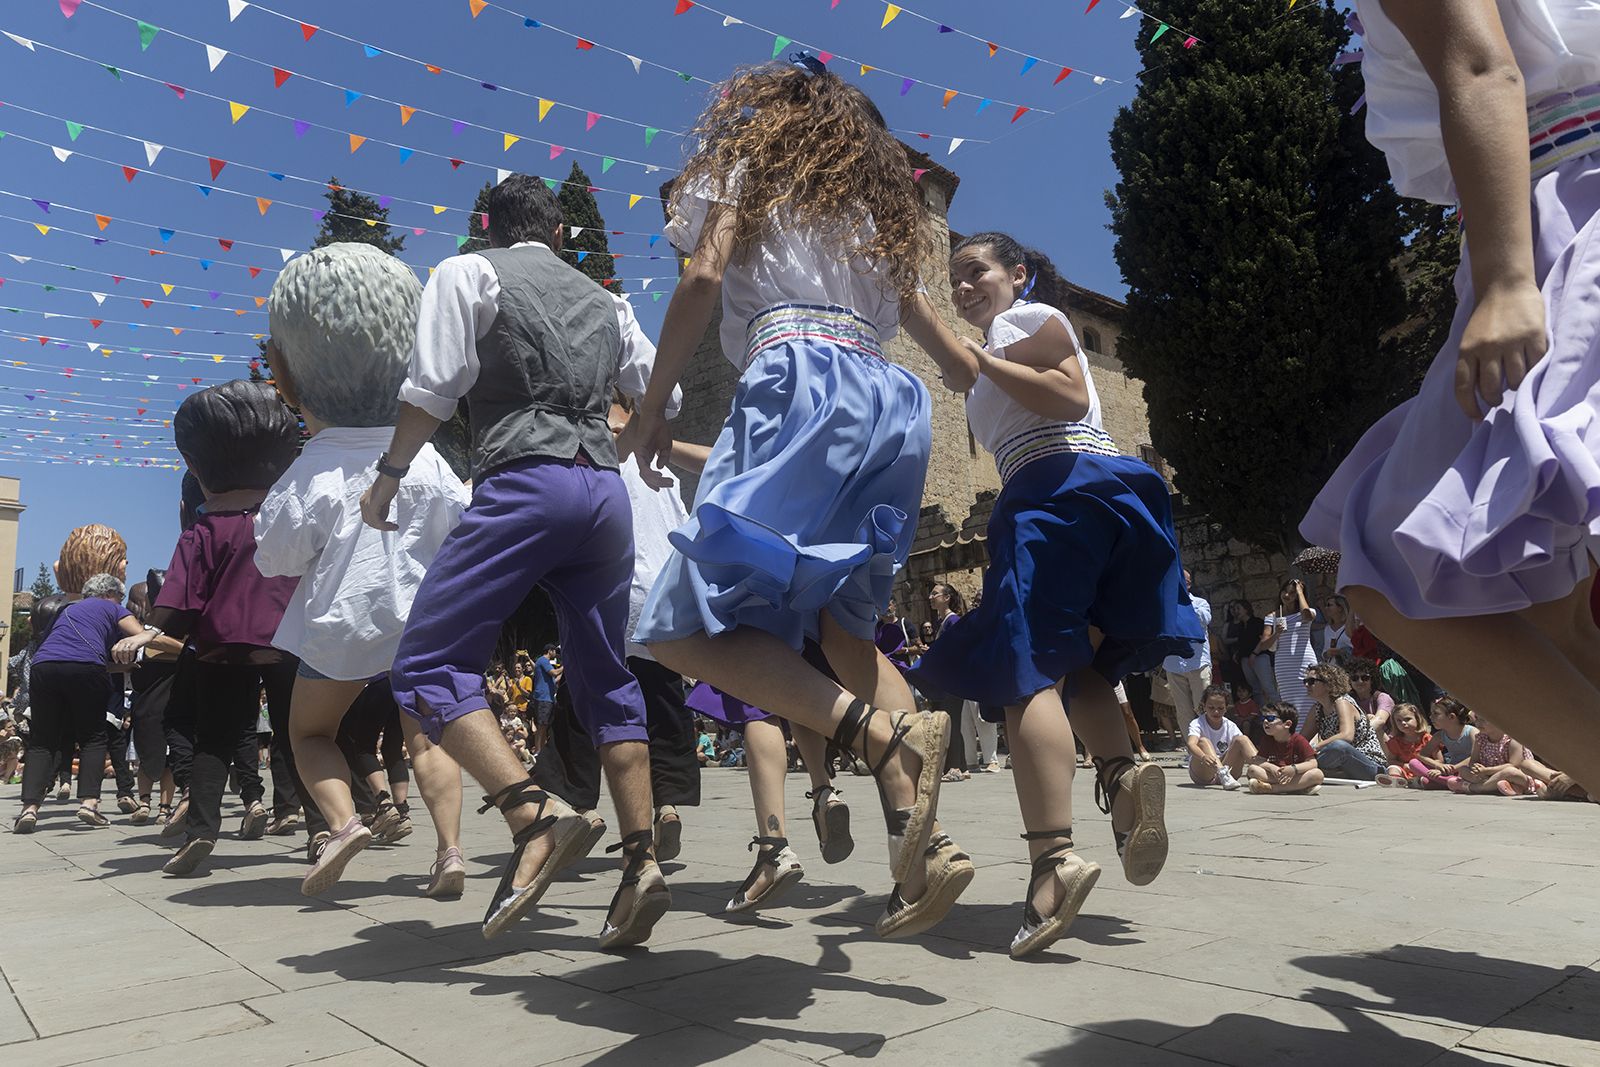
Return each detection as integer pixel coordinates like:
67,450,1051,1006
0,0,1191,587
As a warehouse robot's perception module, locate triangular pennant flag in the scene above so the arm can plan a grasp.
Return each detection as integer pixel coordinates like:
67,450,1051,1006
450,158,464,169
300,22,318,40
674,0,694,12
228,0,249,21
628,194,643,209
363,45,382,58
575,39,594,50
433,205,448,214
1055,66,1073,85
1086,0,1101,10
273,67,292,87
987,42,998,57
1151,22,1170,41
570,226,583,239
469,0,488,15
349,134,366,153
207,45,228,71
549,145,564,160
256,197,272,215
912,168,928,182
900,78,914,96
942,89,958,108
543,178,557,190
426,64,442,74
33,200,49,215
538,99,554,121
60,0,83,16
228,101,250,123
4,33,36,51
64,121,83,141
602,156,616,174
627,55,642,74
937,23,952,32
860,65,874,75
1011,106,1029,123
345,89,362,107
771,36,791,58
165,83,186,99
645,127,660,147
1093,75,1107,85
218,238,233,250
141,300,153,308
948,137,964,155
293,120,311,137
122,166,138,182
158,229,175,243
33,225,50,236
200,259,212,270
400,104,416,124
95,214,111,230
976,98,992,114
495,169,511,184
137,21,160,50
255,297,267,307
1020,57,1038,75
586,112,600,131
398,147,414,164
143,141,162,166
1184,36,1197,48
90,292,105,305
160,284,174,295
722,16,741,26
455,235,470,250
253,264,267,275
1120,5,1136,17
195,185,212,197
653,291,664,302
882,5,901,28
209,157,226,180
52,147,73,163
503,133,520,150
104,66,120,79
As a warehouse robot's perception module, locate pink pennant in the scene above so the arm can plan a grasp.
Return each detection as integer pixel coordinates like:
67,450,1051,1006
59,0,83,16
165,83,186,99
550,145,565,159
912,168,928,182
586,111,599,131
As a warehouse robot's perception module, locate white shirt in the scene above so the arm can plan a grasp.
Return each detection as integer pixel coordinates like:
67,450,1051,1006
620,454,689,663
966,301,1103,455
1164,593,1212,675
255,427,469,680
1355,0,1600,203
398,241,681,421
1188,713,1241,755
664,172,902,369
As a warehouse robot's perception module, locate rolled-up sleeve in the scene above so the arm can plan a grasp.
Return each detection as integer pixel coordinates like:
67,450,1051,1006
398,256,498,421
613,294,682,420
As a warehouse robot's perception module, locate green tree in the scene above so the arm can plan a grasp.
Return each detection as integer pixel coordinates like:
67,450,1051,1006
1387,201,1461,407
558,162,619,292
461,181,493,255
312,178,407,254
10,606,31,655
1107,0,1408,553
28,563,54,600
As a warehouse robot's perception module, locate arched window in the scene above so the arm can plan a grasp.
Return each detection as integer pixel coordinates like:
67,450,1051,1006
1081,327,1103,354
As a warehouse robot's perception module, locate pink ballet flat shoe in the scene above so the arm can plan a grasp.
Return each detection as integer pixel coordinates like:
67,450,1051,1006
301,817,372,897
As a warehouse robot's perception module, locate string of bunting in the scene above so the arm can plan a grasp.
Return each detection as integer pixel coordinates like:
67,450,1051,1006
2,328,257,367
0,29,678,206
855,0,1203,65
0,271,266,318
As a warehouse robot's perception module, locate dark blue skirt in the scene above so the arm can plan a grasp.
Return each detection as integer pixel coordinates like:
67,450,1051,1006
913,450,1204,713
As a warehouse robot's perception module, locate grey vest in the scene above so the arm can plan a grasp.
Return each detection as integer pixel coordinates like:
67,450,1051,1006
466,245,622,478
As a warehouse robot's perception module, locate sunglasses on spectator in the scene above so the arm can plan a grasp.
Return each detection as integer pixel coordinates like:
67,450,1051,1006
1261,714,1284,723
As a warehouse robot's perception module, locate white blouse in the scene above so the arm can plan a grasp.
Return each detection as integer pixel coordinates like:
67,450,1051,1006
965,301,1102,455
664,172,902,368
255,426,470,680
620,454,690,664
1356,0,1600,204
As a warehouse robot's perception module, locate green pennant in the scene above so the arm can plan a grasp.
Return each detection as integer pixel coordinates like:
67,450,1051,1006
42,285,56,292
653,291,664,301
601,157,616,174
1151,23,1170,41
456,235,469,250
543,177,558,191
104,66,121,80
64,121,84,141
137,21,159,50
644,127,660,147
678,72,692,82
771,36,791,59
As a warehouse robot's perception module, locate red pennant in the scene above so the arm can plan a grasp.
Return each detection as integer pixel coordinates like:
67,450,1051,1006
449,158,463,169
218,239,233,251
149,249,164,256
673,0,694,12
575,38,594,50
140,300,153,308
191,377,202,384
137,408,146,416
1011,105,1030,123
1054,67,1073,84
112,276,123,283
1086,0,1101,10
273,67,292,88
38,337,48,345
248,266,261,278
208,157,226,180
165,83,186,99
300,22,318,40
122,166,138,182
90,319,102,328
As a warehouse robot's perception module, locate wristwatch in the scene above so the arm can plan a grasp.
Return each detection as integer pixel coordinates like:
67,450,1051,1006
375,452,410,480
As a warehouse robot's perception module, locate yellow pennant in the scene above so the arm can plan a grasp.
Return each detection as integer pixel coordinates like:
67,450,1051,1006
469,0,488,15
161,284,174,295
628,194,643,209
504,133,520,151
213,355,225,363
34,223,49,236
364,219,378,227
881,5,901,28
538,99,554,121
860,64,874,76
229,101,250,123
433,205,448,214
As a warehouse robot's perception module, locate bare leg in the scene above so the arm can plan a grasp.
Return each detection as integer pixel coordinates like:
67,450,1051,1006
1005,683,1077,918
1225,736,1257,777
1188,739,1220,785
1279,766,1324,793
1348,581,1600,798
401,713,462,854
438,705,565,882
596,738,657,922
288,677,369,831
734,718,791,901
793,725,832,791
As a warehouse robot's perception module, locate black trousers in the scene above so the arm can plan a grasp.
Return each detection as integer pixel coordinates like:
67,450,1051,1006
187,659,323,841
106,684,135,799
535,656,700,811
130,658,178,785
338,678,408,786
21,662,113,806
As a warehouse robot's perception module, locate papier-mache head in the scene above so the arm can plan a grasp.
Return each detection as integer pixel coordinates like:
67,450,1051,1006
55,523,128,591
265,242,422,427
173,379,299,493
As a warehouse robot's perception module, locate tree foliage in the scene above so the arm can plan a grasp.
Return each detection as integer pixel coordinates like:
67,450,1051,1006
558,163,619,292
311,178,407,254
1107,0,1411,553
28,563,55,600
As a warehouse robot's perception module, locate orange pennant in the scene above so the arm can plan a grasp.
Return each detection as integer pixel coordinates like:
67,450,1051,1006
349,134,367,153
256,197,272,215
942,89,957,108
399,104,416,125
94,214,111,230
468,0,488,15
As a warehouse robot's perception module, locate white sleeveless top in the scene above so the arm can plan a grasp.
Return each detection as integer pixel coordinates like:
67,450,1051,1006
966,301,1103,456
664,171,902,368
1356,0,1600,204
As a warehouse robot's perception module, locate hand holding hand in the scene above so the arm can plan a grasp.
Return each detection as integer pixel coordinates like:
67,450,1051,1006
617,408,675,490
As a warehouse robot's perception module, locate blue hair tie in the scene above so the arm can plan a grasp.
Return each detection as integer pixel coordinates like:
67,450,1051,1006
1019,272,1037,301
789,50,828,77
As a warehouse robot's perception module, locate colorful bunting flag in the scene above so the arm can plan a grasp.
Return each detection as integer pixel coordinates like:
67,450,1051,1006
208,157,227,179
94,214,111,230
349,134,367,153
143,141,163,165
300,23,318,40
137,21,160,50
122,166,138,182
602,157,616,173
400,104,417,124
363,45,382,58
206,45,228,71
1151,23,1170,41
256,197,272,215
293,120,310,137
948,137,964,155
1055,67,1073,84
628,194,643,209
539,99,554,121
344,90,362,106
882,5,901,28
273,67,292,87
52,146,73,163
469,0,488,15
645,127,660,147
60,0,83,17
228,102,250,124
228,0,249,22
942,89,957,108
503,133,520,150
1011,106,1029,123
398,147,414,164
64,121,83,141
771,36,791,58
674,0,694,13
575,39,594,50
586,112,600,131
1020,57,1038,75
550,145,565,159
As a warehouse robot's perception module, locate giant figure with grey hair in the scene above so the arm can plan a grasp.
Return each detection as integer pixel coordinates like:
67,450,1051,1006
246,242,471,897
13,573,147,834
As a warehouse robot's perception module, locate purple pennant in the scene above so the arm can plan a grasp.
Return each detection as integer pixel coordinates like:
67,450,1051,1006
900,78,913,96
209,291,219,300
481,82,497,91
937,24,952,32
92,238,107,245
25,395,33,401
315,210,327,221
377,195,393,208
32,199,50,213
451,120,466,135
293,120,311,137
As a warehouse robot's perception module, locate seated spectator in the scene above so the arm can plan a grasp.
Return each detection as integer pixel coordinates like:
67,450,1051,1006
1447,717,1538,796
1409,697,1476,790
491,692,529,765
1376,703,1431,787
1185,684,1251,790
1243,703,1323,795
1229,682,1264,745
695,721,716,767
1301,661,1387,781
0,715,20,784
1349,613,1381,663
1347,658,1396,739
1521,754,1591,802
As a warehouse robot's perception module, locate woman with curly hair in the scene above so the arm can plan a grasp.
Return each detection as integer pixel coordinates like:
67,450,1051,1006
622,55,977,939
1300,660,1386,781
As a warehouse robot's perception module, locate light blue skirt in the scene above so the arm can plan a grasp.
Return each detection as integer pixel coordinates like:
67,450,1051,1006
635,304,931,650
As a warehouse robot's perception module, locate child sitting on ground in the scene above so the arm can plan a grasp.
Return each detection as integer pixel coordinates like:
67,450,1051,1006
1376,703,1430,788
1447,717,1539,796
1230,682,1264,745
1408,697,1476,790
1243,703,1323,795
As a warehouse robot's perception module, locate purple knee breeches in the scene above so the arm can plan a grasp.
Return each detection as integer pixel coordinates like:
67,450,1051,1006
391,456,648,747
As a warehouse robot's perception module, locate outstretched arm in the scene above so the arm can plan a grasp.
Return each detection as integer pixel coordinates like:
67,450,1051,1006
900,293,979,392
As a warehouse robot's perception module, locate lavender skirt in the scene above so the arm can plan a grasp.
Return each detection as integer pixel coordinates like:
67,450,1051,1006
1301,151,1600,617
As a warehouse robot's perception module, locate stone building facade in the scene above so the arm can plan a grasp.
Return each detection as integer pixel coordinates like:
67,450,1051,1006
665,149,1170,634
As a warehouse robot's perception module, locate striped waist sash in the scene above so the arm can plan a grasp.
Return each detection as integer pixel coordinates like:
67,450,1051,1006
745,303,885,368
1530,83,1600,179
993,423,1120,484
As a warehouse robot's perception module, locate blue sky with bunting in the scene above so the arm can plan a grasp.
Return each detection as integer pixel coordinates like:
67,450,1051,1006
0,0,1198,584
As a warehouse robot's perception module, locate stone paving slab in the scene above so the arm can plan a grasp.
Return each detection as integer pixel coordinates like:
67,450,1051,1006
3,767,1599,1065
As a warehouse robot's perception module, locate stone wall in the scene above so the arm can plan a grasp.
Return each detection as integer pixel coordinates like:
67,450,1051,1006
1172,508,1340,620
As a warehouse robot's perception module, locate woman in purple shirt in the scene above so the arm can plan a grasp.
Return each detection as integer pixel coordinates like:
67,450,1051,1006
14,573,144,834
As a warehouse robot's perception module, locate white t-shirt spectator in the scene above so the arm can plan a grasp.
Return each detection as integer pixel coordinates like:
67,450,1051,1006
1188,714,1242,755
1164,594,1212,674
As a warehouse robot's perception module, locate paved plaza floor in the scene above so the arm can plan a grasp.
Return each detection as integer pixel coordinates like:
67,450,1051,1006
2,763,1598,1066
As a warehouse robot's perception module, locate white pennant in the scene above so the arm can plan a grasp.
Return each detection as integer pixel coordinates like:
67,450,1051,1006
1120,5,1137,17
570,226,583,238
1093,75,1107,85
722,16,741,26
626,54,642,74
41,313,58,320
3,33,35,51
143,141,163,166
640,278,652,290
227,0,249,21
496,168,511,184
644,165,660,174
206,45,228,71
85,341,99,351
9,255,30,264
91,292,106,305
948,137,964,156
52,146,73,163
279,248,295,263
